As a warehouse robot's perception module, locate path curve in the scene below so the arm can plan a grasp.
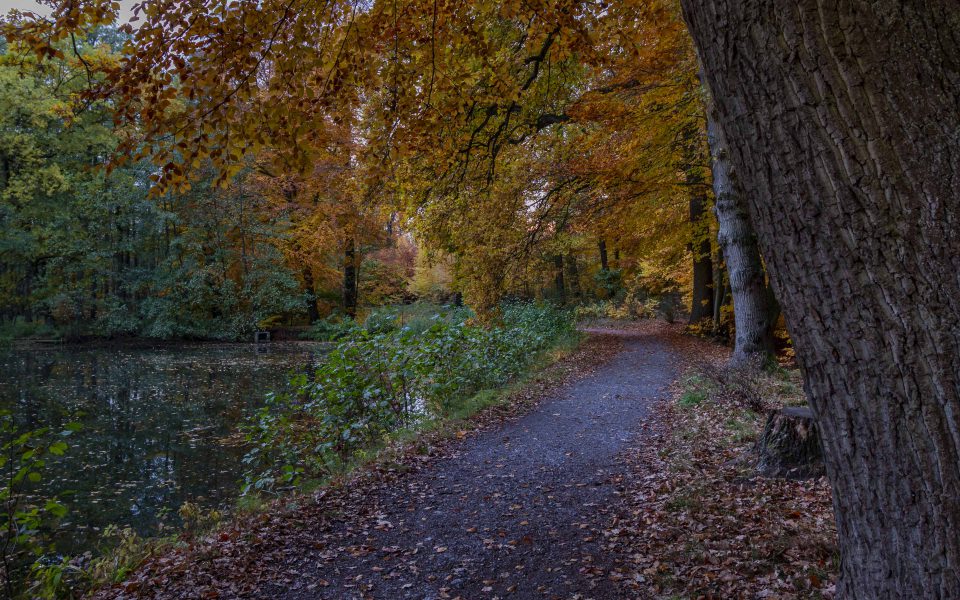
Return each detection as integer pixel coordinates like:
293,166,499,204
266,326,680,599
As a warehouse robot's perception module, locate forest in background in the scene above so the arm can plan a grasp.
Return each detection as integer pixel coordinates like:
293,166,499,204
1,3,761,346
2,29,441,341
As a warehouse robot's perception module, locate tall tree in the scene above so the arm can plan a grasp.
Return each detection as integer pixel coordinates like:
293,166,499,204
682,1,960,597
7,0,711,314
597,239,609,272
686,176,714,325
706,110,774,365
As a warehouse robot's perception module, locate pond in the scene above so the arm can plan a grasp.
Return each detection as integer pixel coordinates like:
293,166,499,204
0,341,323,559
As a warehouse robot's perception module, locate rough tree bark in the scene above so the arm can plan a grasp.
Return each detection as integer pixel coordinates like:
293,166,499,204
598,239,609,271
756,406,825,479
707,110,775,366
681,2,960,597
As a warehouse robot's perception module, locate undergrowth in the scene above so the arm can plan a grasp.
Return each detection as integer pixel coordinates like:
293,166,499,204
243,302,575,494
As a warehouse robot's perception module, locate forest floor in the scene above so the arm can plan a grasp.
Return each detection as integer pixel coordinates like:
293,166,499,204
95,321,837,600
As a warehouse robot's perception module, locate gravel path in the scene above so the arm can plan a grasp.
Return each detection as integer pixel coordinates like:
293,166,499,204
268,327,680,599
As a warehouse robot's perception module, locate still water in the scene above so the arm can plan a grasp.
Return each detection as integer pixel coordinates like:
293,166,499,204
0,341,322,557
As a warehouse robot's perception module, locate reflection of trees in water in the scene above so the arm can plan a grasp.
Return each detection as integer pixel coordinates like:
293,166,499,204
0,344,320,556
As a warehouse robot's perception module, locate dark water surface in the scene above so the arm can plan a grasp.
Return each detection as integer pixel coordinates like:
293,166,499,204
0,341,322,557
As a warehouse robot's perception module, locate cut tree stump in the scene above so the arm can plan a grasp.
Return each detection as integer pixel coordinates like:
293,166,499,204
756,406,824,479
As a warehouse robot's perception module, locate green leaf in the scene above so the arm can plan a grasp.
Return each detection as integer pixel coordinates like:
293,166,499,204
45,500,68,518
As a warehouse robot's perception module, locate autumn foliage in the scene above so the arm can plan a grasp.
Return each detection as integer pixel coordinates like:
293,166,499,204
2,0,721,324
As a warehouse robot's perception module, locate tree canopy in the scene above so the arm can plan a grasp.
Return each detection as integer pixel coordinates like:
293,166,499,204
2,0,717,327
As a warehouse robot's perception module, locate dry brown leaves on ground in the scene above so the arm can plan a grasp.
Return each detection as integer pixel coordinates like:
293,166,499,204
607,354,838,599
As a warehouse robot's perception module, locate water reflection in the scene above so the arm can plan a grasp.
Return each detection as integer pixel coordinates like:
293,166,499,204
0,342,321,556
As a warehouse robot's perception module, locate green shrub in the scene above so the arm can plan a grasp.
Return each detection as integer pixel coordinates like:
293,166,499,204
300,315,360,342
358,259,414,306
593,268,623,298
0,317,59,342
363,308,401,335
574,294,659,322
363,303,472,337
1,412,81,599
242,302,573,493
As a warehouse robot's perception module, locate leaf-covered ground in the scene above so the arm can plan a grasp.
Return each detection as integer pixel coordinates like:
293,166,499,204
94,323,838,599
606,339,839,598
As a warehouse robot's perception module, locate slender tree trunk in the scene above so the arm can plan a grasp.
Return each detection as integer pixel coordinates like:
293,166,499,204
238,190,250,277
687,182,714,324
343,238,358,319
566,254,582,300
707,110,775,365
712,246,731,340
0,154,9,191
302,267,319,323
598,239,609,271
682,2,960,597
553,255,566,303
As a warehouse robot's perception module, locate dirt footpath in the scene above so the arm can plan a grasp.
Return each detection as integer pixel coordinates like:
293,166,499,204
271,326,678,599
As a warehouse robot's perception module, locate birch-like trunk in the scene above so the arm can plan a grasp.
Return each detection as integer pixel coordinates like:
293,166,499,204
707,110,774,366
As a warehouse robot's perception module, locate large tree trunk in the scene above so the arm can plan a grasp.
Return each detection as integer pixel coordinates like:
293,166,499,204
598,238,609,271
681,2,960,597
707,110,775,366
